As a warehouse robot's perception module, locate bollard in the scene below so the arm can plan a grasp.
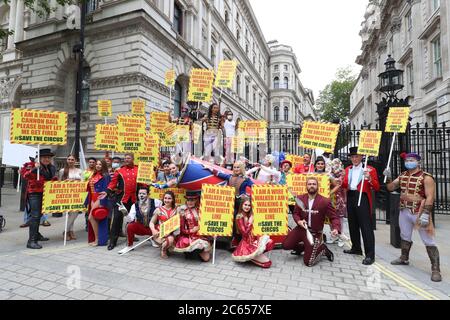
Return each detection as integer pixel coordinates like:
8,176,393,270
388,191,401,248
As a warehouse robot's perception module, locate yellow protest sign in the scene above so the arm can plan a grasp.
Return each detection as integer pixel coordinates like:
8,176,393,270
199,185,235,237
159,214,180,238
285,155,303,172
117,115,146,153
299,121,340,153
160,122,177,147
150,112,170,134
215,60,238,88
238,121,267,143
287,174,330,205
137,162,156,185
188,69,215,102
358,130,382,156
193,123,202,144
98,100,112,117
42,181,88,213
131,100,146,117
136,133,160,165
174,125,190,143
150,186,186,206
231,133,245,153
386,107,410,133
10,109,68,146
165,69,176,87
252,185,289,236
94,124,117,151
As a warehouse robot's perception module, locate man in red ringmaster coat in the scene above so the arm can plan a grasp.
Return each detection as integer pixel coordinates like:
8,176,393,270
282,177,340,267
341,146,380,265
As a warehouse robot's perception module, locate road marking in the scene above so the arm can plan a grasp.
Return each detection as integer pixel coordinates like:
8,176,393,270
373,262,439,300
23,243,89,256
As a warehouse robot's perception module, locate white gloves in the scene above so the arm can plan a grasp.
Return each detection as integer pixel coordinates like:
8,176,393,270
419,212,430,228
117,202,128,216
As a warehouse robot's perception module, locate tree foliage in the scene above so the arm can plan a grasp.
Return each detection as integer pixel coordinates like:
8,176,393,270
316,67,357,123
1,0,75,39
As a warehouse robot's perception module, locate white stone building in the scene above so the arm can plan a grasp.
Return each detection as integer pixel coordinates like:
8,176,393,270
0,0,315,160
350,0,450,128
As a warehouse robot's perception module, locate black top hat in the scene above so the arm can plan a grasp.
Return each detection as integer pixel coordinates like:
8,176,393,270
185,190,201,199
349,147,359,156
38,149,55,157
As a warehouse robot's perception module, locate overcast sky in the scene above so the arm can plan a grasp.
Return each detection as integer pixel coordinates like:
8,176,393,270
249,0,369,99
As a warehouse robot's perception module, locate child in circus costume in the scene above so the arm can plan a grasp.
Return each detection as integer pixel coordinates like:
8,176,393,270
173,191,212,262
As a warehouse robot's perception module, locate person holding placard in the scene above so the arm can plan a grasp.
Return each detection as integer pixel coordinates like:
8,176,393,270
150,191,178,259
341,147,380,265
231,196,274,268
282,177,339,267
174,191,212,262
118,187,161,250
223,110,237,167
103,153,140,251
59,154,83,241
86,160,111,247
156,159,171,182
294,153,312,174
202,103,223,164
21,149,58,249
385,153,442,282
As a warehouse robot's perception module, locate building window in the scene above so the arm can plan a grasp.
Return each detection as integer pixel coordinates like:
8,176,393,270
432,0,440,12
224,10,230,26
274,65,279,72
284,65,288,71
174,2,183,35
236,29,240,43
284,106,289,121
211,45,216,68
236,75,241,96
405,10,412,43
432,36,442,78
427,111,437,126
174,81,182,118
284,77,289,89
253,92,256,107
274,107,279,121
81,65,91,111
274,77,280,89
407,63,414,96
245,83,250,102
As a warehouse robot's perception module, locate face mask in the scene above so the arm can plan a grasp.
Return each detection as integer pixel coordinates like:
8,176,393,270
405,162,418,170
227,116,233,121
112,163,120,169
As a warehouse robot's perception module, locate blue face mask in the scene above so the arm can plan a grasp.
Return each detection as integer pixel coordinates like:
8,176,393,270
405,162,418,170
112,163,120,169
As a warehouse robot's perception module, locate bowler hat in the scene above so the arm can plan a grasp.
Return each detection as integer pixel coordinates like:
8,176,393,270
349,147,360,156
91,207,108,220
38,149,55,157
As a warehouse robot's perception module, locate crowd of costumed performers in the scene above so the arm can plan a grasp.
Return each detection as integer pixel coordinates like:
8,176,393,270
18,103,442,281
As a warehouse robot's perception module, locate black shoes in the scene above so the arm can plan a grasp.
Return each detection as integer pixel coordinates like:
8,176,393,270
344,249,363,255
37,233,49,241
26,241,42,249
325,248,334,262
362,257,375,265
107,244,115,251
290,250,302,256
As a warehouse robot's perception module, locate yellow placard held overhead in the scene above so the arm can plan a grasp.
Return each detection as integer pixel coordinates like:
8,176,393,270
252,185,289,236
159,214,180,238
10,109,68,146
42,181,88,213
215,60,238,88
137,162,156,185
98,100,112,117
150,186,186,206
131,100,146,117
358,130,382,156
385,107,410,133
150,112,170,134
199,185,235,237
238,121,267,144
287,174,330,205
188,69,215,102
136,133,160,165
116,115,146,153
299,121,340,153
160,122,177,147
165,69,176,87
174,125,190,143
95,124,118,151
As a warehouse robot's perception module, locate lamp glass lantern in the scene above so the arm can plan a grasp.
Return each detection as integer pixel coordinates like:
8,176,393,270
378,55,404,96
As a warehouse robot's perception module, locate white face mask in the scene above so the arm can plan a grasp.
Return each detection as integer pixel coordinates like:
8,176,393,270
227,116,233,121
112,163,120,169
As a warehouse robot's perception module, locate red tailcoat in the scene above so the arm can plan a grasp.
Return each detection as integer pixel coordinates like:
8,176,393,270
341,165,380,212
293,194,340,233
107,165,139,203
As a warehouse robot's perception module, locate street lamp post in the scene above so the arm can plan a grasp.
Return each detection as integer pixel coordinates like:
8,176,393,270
376,55,409,248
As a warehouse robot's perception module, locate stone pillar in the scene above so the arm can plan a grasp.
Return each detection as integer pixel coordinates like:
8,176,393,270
14,0,24,43
207,8,212,59
7,0,17,50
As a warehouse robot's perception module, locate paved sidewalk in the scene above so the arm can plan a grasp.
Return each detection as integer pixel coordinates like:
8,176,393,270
0,187,449,300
